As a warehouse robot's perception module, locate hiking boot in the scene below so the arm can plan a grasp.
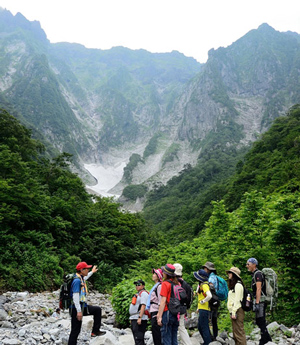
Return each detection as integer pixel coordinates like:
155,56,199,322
91,331,106,337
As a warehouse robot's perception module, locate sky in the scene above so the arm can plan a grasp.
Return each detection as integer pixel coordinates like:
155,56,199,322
0,0,300,63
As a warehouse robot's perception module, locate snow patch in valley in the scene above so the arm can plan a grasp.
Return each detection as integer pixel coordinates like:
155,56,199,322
84,162,126,197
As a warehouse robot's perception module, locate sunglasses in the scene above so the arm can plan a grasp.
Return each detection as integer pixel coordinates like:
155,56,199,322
135,283,142,286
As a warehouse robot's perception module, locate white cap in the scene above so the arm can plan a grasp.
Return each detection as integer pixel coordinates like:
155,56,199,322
173,263,183,276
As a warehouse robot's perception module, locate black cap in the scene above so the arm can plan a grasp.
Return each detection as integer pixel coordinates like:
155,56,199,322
134,279,145,285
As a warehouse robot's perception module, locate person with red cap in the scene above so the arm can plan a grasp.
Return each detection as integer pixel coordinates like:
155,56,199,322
68,262,106,345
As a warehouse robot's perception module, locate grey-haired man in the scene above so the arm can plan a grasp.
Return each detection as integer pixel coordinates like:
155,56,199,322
246,258,272,345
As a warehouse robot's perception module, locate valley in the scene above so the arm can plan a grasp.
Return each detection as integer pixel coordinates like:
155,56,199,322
0,7,300,328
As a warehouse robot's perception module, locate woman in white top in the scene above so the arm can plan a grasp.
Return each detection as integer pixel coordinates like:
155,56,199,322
226,267,247,345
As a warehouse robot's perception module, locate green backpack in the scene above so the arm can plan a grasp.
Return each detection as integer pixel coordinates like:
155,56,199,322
255,268,278,310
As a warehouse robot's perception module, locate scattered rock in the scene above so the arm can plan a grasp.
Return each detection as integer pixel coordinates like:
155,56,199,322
0,290,299,345
0,309,8,321
216,335,226,344
185,311,198,329
246,341,256,345
219,331,228,340
268,321,281,333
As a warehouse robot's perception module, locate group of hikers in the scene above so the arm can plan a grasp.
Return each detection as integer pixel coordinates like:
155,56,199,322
129,259,272,345
66,258,273,345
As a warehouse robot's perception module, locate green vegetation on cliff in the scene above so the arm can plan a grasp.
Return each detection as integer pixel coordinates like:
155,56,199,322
113,105,300,327
122,184,148,200
1,104,300,325
143,122,247,242
225,104,300,209
123,153,144,183
0,109,150,292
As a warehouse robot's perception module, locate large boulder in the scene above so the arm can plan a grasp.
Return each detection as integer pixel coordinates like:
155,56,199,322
0,308,8,321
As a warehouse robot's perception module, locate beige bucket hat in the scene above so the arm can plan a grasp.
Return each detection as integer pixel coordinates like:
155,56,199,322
226,266,242,280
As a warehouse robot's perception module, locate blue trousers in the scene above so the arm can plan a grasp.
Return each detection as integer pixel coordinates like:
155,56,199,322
161,310,179,345
198,309,212,345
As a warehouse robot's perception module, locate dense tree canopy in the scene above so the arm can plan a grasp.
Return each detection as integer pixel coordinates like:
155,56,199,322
113,105,300,327
225,104,300,209
0,109,149,291
1,105,300,326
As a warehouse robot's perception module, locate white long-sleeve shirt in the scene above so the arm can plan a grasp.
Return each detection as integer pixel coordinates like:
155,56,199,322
227,282,244,317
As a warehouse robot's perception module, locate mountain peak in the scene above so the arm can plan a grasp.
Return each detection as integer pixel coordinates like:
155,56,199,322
257,23,275,31
0,8,48,43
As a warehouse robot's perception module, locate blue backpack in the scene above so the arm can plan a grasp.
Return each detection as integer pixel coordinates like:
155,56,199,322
214,275,228,301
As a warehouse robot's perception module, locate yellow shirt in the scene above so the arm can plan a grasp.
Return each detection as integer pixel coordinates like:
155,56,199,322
197,282,210,311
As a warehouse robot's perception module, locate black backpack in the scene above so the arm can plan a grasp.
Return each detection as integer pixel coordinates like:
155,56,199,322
208,283,221,311
167,280,187,317
178,278,193,309
238,281,253,312
59,274,80,310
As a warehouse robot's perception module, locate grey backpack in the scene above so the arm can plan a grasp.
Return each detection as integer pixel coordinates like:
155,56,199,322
255,268,278,310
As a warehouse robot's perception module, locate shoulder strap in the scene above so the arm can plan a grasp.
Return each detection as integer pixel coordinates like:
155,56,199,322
166,279,176,298
154,283,161,297
253,270,265,287
214,274,220,290
233,280,243,293
253,270,263,277
166,279,173,283
138,288,149,297
200,282,209,291
75,273,88,294
75,273,83,281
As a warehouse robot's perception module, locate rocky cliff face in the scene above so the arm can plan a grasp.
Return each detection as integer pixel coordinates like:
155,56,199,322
1,9,300,198
170,24,300,147
125,23,300,199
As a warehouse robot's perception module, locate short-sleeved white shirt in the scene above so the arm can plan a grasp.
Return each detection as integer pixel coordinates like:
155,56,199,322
129,290,149,320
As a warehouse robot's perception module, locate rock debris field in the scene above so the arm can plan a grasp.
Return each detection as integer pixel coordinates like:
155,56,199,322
0,290,299,345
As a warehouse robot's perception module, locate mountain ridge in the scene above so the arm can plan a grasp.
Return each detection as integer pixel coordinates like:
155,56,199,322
0,9,300,203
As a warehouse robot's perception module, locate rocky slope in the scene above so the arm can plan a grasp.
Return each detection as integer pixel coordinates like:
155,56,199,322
0,291,299,345
1,8,300,201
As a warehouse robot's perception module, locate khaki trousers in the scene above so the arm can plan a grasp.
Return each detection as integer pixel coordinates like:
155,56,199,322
178,314,192,345
231,307,246,345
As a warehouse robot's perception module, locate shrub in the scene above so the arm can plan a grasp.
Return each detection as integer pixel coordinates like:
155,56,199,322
111,279,135,328
122,184,148,200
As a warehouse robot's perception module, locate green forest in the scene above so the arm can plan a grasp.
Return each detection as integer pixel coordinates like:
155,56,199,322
0,105,300,327
0,109,151,291
113,105,300,328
